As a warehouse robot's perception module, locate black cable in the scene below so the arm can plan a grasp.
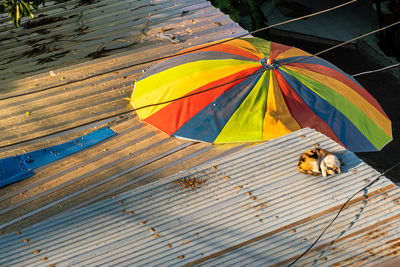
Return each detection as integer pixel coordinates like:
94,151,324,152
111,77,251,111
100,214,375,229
0,0,359,101
131,68,266,112
288,161,400,267
352,62,400,77
4,18,400,148
0,69,265,149
280,20,400,67
3,6,399,149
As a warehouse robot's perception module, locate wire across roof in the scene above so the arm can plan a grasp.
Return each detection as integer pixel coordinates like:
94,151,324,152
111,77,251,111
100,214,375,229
1,128,399,266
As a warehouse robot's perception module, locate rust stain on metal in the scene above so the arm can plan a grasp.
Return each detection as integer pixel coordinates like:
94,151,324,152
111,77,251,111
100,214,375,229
332,255,362,266
182,185,397,267
254,202,269,210
365,247,375,256
364,229,387,240
386,237,400,245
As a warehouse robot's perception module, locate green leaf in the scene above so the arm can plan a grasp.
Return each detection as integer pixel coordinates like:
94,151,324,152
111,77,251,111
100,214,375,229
15,3,20,27
1,0,46,28
21,1,34,19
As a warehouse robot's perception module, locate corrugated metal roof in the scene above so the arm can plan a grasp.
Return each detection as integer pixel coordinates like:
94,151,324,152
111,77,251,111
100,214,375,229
1,128,399,266
0,0,250,234
0,0,238,81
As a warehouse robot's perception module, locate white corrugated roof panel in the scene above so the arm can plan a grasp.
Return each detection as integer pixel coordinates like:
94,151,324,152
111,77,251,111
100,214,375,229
1,128,399,266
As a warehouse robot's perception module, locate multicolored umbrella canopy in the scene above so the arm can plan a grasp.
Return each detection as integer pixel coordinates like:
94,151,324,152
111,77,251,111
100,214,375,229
130,37,392,152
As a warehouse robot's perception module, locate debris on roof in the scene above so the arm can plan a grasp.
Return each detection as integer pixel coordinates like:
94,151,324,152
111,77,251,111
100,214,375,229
1,128,399,266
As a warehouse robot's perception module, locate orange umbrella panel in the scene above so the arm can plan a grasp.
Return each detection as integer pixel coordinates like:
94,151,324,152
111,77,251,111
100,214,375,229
130,37,392,152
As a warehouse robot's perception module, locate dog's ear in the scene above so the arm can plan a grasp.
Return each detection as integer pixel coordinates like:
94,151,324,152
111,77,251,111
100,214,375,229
336,166,341,174
320,160,327,177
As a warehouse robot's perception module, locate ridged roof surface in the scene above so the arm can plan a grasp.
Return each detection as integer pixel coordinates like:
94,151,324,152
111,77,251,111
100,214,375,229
0,0,248,234
1,128,400,266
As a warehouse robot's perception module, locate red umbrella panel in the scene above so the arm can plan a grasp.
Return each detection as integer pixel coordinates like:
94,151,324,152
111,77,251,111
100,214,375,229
130,37,392,152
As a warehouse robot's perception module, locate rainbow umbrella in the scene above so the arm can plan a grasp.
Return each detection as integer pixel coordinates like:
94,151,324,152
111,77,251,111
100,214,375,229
130,37,392,152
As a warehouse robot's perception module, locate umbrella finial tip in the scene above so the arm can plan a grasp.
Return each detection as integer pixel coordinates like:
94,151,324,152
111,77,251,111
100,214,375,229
260,57,278,69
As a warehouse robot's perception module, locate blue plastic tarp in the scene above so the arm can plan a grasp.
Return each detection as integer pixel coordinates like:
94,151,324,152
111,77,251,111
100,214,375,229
0,127,116,187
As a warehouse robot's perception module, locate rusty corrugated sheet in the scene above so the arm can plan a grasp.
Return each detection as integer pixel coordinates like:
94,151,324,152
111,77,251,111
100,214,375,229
1,128,399,266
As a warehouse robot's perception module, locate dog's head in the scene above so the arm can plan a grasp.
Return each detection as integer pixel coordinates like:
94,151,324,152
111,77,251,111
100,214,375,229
320,154,341,177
